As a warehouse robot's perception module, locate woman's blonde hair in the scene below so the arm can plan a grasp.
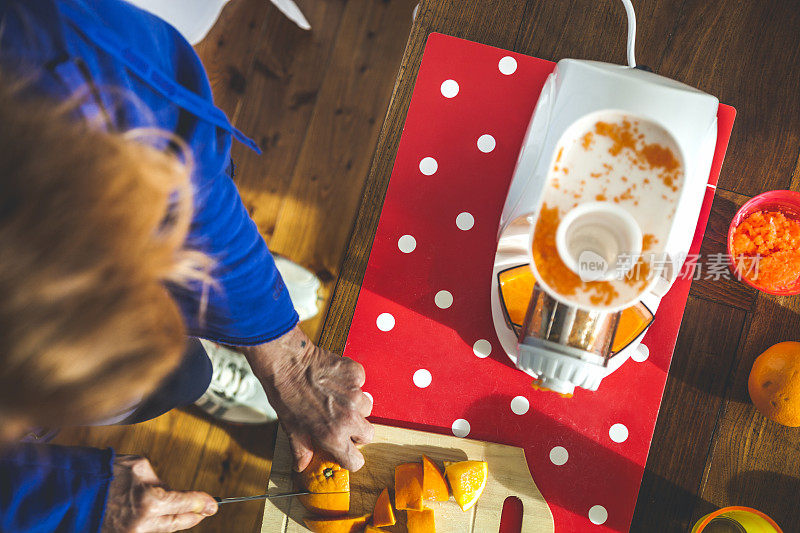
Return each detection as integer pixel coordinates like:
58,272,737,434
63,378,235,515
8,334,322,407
0,77,211,428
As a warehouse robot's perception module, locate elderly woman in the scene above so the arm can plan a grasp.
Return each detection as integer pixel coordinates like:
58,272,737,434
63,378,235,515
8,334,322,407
0,1,373,531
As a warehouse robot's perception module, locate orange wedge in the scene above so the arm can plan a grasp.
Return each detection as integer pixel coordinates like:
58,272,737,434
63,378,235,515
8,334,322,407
444,460,488,511
304,514,370,533
611,303,653,353
394,462,424,511
498,265,536,328
296,451,349,516
371,487,395,527
422,455,449,502
407,508,436,533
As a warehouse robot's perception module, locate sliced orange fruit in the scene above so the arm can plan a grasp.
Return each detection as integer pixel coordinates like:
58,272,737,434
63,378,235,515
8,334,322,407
498,265,536,329
371,487,395,527
611,302,653,353
304,513,370,533
421,455,449,502
394,462,424,511
407,508,436,533
296,451,349,516
444,460,488,511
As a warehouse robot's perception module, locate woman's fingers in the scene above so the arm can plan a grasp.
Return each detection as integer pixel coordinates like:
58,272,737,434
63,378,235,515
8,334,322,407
149,512,209,533
103,456,216,533
287,431,314,472
349,414,374,446
332,438,366,472
321,414,373,471
347,388,373,418
147,488,217,516
340,357,366,388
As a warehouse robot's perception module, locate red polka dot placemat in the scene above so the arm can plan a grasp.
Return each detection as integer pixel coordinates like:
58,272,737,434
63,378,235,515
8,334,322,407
344,33,736,531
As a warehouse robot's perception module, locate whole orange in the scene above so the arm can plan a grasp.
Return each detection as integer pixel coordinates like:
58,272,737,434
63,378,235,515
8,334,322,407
748,341,800,427
297,451,350,516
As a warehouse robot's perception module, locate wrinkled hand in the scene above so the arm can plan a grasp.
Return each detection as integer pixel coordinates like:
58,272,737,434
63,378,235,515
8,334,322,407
101,455,217,533
243,326,373,472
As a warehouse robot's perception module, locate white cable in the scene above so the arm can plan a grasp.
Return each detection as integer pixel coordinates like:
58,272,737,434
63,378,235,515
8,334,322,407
620,0,637,68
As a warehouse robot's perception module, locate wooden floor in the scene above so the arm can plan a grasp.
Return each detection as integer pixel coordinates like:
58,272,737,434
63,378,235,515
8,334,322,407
53,1,416,531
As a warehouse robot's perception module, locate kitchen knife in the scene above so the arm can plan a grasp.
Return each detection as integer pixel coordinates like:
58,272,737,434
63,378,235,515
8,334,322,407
214,490,347,505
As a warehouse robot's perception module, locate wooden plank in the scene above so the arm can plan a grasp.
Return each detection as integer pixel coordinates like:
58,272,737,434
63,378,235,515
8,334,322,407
267,0,417,342
631,297,747,530
656,0,800,196
228,0,348,242
697,293,800,529
262,425,554,532
194,0,273,118
319,0,531,353
689,188,758,310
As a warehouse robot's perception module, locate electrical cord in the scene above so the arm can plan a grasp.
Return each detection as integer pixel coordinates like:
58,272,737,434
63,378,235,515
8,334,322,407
620,0,637,68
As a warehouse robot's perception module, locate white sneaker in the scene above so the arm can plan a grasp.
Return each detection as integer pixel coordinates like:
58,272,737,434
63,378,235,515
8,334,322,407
194,339,278,424
273,255,321,322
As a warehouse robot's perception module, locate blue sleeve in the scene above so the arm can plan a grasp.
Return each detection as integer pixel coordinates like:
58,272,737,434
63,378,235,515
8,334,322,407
0,444,114,533
174,161,300,345
0,0,299,345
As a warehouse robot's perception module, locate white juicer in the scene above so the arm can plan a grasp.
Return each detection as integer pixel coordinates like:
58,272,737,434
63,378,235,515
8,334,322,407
491,0,720,394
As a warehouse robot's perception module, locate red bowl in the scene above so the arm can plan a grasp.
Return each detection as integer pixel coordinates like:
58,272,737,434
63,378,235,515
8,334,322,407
727,190,800,295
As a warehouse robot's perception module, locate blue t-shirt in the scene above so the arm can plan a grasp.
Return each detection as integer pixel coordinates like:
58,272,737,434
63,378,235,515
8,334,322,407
0,0,299,530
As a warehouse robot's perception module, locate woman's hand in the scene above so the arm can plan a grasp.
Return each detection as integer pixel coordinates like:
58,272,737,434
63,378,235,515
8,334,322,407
101,455,217,533
242,326,374,472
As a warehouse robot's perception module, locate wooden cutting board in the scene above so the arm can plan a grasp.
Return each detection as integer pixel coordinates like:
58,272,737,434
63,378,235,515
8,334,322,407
261,424,554,532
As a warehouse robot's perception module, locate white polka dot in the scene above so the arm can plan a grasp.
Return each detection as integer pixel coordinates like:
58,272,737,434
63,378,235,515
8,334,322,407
440,79,459,98
510,396,530,415
456,212,475,231
452,418,470,438
609,423,629,443
363,391,373,404
472,339,492,358
376,313,395,332
398,235,416,253
477,134,496,153
434,290,453,309
549,446,568,466
631,343,649,362
419,157,438,176
413,369,432,388
588,505,608,525
499,56,518,75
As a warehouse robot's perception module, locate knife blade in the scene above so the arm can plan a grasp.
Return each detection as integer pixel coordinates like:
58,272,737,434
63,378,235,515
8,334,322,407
270,0,312,30
214,490,348,505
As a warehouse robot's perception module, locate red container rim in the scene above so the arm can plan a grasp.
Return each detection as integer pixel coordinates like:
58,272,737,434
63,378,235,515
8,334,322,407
727,190,800,296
